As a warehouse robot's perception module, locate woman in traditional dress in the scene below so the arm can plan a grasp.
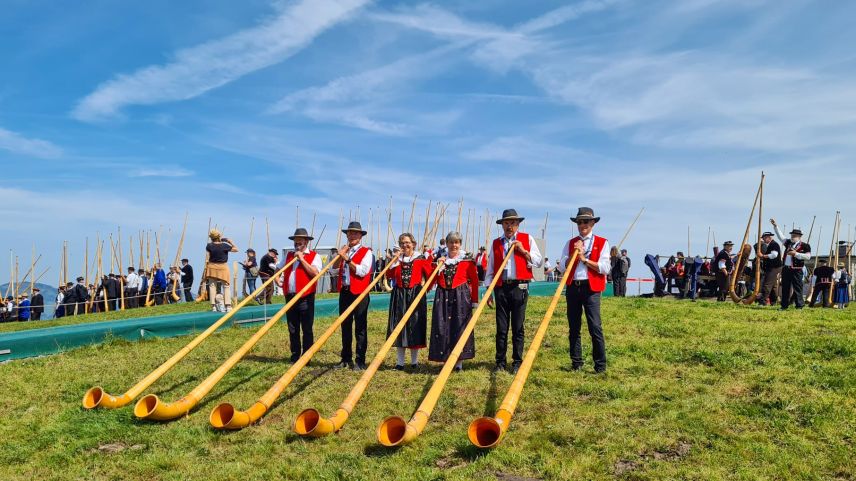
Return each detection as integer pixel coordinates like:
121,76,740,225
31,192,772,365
205,229,238,312
833,263,850,309
429,231,479,371
386,233,433,370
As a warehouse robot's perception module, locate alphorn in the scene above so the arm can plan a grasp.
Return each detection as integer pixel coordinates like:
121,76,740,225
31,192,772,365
741,173,764,305
82,257,299,410
377,246,516,447
135,256,337,421
295,259,444,437
729,173,763,303
210,252,399,429
468,249,580,448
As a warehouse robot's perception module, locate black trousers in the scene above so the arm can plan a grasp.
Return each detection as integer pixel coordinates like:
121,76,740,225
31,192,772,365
125,288,138,309
566,282,607,372
494,282,529,366
715,272,729,301
339,289,369,364
809,284,831,307
759,268,780,305
183,284,194,302
780,267,804,309
612,276,627,297
31,311,42,321
153,286,164,305
286,293,315,361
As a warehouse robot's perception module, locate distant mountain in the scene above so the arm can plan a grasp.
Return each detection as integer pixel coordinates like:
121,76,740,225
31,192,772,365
0,282,58,318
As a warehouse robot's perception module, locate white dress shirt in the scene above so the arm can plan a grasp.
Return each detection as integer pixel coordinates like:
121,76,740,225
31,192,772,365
281,249,324,294
126,272,141,290
341,244,374,287
773,226,811,266
557,234,611,280
763,241,780,260
484,233,543,285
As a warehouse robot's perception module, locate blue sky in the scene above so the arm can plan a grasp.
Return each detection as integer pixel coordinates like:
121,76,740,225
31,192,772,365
2,0,855,285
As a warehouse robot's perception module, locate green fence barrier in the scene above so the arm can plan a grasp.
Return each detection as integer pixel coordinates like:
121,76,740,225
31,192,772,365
0,282,609,361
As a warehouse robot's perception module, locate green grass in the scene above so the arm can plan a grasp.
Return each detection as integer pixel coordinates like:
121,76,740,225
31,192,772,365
0,292,341,333
0,297,854,480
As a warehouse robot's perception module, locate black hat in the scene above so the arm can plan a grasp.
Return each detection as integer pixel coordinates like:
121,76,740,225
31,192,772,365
496,209,525,224
33,287,40,292
181,258,189,263
570,207,600,223
246,248,256,254
342,221,367,236
818,259,827,264
789,229,803,236
723,241,734,246
268,248,278,254
762,232,774,237
128,266,135,271
66,282,74,287
76,276,84,281
289,227,314,241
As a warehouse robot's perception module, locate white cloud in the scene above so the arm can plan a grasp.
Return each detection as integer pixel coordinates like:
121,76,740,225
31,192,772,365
0,127,63,159
130,167,194,178
72,0,370,121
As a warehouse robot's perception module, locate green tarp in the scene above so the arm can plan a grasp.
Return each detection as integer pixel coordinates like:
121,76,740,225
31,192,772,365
0,281,610,361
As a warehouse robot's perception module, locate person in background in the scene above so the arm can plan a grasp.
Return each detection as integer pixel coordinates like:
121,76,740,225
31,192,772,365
30,287,44,321
715,242,734,302
54,285,66,318
69,277,89,315
125,267,141,309
610,247,629,297
809,259,834,308
475,246,489,282
485,209,543,374
543,257,554,281
138,270,149,307
771,219,811,310
166,266,182,304
17,294,31,321
152,264,167,306
327,247,340,293
204,229,238,312
180,259,194,302
833,263,850,309
434,238,448,259
557,207,611,374
258,248,278,304
757,231,782,306
242,249,258,296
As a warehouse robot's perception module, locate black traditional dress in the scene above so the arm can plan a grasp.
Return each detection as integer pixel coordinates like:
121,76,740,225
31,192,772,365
429,254,479,362
386,256,432,349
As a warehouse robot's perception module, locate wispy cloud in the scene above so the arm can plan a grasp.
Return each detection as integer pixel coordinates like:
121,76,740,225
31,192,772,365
0,127,63,159
72,0,370,122
130,166,194,178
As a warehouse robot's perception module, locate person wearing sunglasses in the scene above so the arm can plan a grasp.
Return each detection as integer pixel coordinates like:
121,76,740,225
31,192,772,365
557,207,611,374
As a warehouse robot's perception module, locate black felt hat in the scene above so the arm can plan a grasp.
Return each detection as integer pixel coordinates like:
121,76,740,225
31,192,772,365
496,209,525,224
342,221,367,236
289,227,314,241
570,207,600,223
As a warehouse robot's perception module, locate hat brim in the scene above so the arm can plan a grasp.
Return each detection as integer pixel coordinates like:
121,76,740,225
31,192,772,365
570,216,600,223
289,235,315,240
342,229,368,235
496,216,525,225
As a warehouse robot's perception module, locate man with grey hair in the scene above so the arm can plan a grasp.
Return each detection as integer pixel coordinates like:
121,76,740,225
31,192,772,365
485,209,543,374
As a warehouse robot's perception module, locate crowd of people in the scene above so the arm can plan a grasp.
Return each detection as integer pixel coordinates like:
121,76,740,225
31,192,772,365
645,218,852,309
0,290,44,322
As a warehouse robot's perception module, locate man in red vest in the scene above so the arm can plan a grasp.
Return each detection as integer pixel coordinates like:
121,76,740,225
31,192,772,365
558,207,610,373
335,221,375,371
280,228,323,363
485,209,543,374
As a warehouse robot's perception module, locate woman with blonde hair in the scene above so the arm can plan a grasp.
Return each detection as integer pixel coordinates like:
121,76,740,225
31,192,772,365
386,232,433,370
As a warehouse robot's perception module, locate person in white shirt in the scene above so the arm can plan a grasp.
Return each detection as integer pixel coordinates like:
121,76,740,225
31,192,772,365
278,228,324,362
557,207,611,373
125,267,141,308
335,221,375,371
485,209,543,374
770,219,812,310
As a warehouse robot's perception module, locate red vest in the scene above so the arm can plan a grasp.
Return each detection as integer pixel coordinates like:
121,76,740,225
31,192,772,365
566,235,607,292
338,246,373,294
284,251,318,298
492,233,534,285
387,258,431,289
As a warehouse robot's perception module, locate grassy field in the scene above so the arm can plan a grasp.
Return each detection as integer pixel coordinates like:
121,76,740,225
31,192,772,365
0,296,854,480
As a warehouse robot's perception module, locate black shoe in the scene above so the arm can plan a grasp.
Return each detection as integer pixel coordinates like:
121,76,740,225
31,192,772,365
571,365,583,371
454,366,463,372
353,363,367,371
290,356,300,363
492,364,507,373
594,368,607,375
334,361,353,370
394,364,405,371
510,363,521,374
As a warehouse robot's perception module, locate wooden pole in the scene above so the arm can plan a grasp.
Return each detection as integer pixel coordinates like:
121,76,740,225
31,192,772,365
829,212,841,306
296,205,300,230
616,207,645,251
336,210,344,248
706,226,711,259
84,238,90,313
408,195,418,234
805,215,817,245
266,217,271,251
310,212,317,239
